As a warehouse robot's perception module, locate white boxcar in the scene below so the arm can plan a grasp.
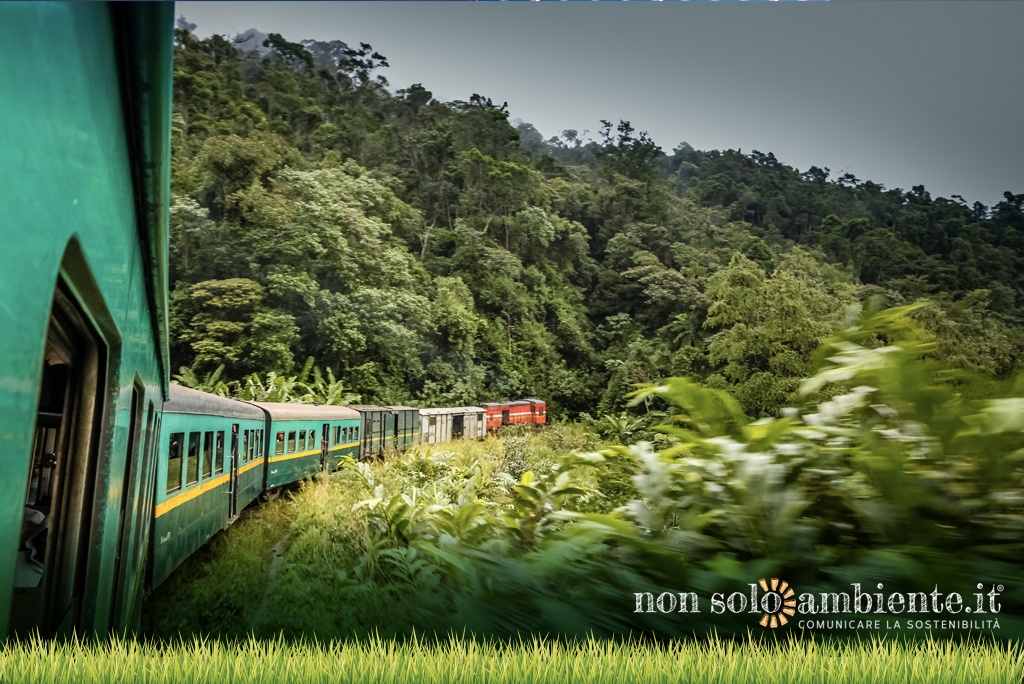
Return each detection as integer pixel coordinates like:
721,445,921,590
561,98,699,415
420,407,487,444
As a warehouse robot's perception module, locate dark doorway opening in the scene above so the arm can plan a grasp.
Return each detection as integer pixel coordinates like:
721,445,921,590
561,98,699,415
13,285,106,637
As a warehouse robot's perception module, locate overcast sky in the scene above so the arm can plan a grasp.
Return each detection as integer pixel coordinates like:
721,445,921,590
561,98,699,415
177,2,1024,207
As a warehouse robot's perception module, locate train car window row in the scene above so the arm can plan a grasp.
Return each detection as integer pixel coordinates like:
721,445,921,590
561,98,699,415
186,434,200,486
167,433,184,494
202,431,213,480
240,429,264,462
167,429,246,495
215,432,225,474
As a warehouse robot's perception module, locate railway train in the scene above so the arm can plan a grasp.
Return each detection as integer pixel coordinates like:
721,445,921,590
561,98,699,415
1,2,545,639
150,390,544,589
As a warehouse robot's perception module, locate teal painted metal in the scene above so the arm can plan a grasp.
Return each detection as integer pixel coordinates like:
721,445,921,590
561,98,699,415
263,417,361,488
251,402,361,489
0,2,173,637
150,386,273,588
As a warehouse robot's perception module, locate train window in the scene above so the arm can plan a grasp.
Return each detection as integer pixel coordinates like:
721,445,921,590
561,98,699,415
202,431,213,479
355,427,359,439
288,431,296,453
243,431,250,463
167,433,184,494
249,430,257,460
186,433,200,486
275,432,284,455
258,430,264,459
215,432,225,474
308,430,316,448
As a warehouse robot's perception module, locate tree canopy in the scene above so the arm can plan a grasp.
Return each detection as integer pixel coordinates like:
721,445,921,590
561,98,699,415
168,23,1024,416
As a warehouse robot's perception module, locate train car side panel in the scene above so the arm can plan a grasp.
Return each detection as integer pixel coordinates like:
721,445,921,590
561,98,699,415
1,3,172,637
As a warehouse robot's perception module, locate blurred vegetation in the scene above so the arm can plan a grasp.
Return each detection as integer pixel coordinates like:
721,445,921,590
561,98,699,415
146,307,1023,640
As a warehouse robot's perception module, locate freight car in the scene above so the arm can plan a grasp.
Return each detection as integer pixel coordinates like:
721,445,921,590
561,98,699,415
391,407,421,451
419,407,487,444
349,405,394,458
2,3,174,638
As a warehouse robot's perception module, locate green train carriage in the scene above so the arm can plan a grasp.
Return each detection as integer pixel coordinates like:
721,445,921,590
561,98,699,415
0,2,173,637
152,386,267,588
254,403,361,489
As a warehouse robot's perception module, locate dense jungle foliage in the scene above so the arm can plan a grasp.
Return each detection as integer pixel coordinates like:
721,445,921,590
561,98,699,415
168,21,1024,418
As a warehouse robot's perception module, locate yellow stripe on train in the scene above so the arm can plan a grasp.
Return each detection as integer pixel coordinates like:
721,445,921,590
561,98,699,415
155,473,230,517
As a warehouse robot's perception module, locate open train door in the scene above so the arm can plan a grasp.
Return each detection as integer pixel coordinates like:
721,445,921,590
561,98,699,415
13,287,107,638
228,425,239,521
321,423,330,472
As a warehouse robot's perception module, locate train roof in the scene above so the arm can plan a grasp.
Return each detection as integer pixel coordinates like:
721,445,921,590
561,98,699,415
522,397,545,403
246,402,360,421
348,404,388,412
388,406,419,412
164,385,265,420
419,406,486,415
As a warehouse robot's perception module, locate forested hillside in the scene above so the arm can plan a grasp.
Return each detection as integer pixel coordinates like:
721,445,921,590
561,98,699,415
168,23,1024,417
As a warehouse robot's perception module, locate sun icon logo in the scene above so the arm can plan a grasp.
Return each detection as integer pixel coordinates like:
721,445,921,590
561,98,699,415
757,577,796,628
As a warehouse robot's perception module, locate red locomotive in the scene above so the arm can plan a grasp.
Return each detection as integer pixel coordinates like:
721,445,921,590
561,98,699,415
479,398,547,431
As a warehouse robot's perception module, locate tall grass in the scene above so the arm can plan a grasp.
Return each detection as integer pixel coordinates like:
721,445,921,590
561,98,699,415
1,634,1020,684
144,496,295,637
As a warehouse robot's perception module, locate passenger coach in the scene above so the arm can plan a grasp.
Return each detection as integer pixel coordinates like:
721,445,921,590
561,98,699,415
254,403,361,489
2,3,173,638
152,387,265,588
